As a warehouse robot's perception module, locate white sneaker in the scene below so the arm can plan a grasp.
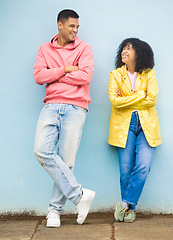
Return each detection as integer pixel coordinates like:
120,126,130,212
75,188,95,225
46,212,61,227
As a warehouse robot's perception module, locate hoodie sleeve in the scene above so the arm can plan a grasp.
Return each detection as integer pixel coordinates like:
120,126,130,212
58,45,94,85
33,46,65,85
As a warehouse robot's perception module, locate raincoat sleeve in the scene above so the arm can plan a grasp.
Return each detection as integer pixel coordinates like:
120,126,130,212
130,71,158,109
58,45,94,85
108,72,146,109
33,47,65,85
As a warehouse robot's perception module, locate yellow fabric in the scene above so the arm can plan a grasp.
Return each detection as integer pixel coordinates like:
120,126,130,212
108,65,162,148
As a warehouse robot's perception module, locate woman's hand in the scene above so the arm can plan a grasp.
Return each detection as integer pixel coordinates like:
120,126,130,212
116,89,122,97
132,90,147,98
116,89,147,98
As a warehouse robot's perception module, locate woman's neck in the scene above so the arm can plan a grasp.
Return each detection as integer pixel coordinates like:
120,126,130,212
126,64,135,74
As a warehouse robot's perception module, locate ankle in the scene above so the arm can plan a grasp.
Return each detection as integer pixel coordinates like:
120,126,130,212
122,201,128,208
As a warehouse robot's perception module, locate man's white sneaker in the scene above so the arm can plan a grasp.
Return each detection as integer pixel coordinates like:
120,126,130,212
75,188,95,225
46,212,61,228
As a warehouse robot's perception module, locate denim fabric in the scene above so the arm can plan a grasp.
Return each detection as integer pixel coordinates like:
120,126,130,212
116,111,155,211
34,104,87,213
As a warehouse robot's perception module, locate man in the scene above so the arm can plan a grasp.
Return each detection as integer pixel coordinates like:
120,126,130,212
33,9,95,228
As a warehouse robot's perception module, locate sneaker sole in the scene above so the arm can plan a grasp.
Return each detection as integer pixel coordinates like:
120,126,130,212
124,219,135,223
124,216,136,223
47,222,61,228
114,204,119,221
77,191,95,225
114,204,123,222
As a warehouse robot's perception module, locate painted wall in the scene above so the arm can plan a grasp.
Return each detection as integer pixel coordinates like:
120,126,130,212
0,0,173,215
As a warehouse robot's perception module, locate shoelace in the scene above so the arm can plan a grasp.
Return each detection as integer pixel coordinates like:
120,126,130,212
124,209,134,217
120,207,129,216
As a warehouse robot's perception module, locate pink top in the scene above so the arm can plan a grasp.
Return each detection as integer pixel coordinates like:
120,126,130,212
127,71,138,92
127,70,138,112
33,34,94,111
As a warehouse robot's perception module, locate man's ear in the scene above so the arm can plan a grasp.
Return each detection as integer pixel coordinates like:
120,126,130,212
57,21,63,30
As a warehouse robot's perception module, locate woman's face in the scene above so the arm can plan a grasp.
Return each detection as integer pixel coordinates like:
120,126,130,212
121,43,136,66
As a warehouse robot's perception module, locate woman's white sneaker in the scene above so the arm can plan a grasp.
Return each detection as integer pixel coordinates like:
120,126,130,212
46,212,61,227
75,188,95,225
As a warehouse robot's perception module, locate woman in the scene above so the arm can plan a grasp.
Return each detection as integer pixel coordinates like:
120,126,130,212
108,38,161,222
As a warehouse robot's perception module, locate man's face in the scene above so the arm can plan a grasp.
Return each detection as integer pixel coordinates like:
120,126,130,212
58,17,79,44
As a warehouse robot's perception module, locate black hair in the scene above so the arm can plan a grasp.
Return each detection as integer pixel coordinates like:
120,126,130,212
115,38,155,73
57,9,79,23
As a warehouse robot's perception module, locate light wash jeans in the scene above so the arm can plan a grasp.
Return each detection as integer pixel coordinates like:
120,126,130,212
116,111,155,211
34,104,87,214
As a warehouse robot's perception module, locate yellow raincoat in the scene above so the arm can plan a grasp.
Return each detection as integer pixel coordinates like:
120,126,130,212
108,65,162,148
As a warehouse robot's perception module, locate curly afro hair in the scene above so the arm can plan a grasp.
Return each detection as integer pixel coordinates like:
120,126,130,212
115,38,155,74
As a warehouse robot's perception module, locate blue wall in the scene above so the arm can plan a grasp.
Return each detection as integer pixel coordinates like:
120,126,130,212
1,0,173,214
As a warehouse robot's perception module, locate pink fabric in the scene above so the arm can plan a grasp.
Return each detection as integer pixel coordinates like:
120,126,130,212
33,34,94,110
127,71,138,112
127,71,138,92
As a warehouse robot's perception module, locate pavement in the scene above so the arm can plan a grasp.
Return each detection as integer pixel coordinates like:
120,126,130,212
0,212,173,240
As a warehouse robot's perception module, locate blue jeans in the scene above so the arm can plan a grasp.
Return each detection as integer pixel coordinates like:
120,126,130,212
116,111,155,211
34,104,87,214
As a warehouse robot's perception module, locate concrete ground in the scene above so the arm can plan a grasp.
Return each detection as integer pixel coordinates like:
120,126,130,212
0,212,173,240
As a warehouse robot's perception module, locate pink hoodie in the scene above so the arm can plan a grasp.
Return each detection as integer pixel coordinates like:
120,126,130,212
33,34,94,110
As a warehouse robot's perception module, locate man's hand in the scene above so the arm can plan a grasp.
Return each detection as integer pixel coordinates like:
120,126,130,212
64,66,79,73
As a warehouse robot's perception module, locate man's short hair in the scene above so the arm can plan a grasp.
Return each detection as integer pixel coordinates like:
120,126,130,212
57,9,79,23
